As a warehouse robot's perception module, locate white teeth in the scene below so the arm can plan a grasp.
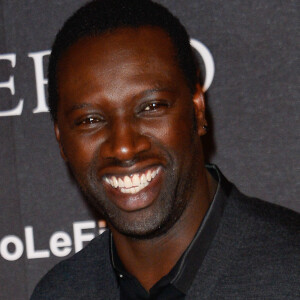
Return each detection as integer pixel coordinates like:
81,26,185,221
141,174,147,184
105,168,160,194
124,176,132,188
146,170,151,182
112,176,118,188
118,178,124,187
132,174,140,186
120,181,149,194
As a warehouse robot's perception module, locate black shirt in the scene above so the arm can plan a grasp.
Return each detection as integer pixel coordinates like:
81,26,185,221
110,165,227,299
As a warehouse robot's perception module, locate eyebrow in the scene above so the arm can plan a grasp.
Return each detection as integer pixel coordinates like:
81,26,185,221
136,87,175,99
66,87,175,115
66,103,93,116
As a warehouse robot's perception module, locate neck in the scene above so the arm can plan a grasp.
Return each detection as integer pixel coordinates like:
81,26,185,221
110,165,217,291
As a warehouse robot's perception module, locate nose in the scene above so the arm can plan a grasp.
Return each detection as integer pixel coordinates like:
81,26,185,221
100,119,151,161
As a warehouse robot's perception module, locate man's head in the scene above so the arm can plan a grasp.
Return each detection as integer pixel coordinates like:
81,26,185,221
48,0,200,122
52,0,208,240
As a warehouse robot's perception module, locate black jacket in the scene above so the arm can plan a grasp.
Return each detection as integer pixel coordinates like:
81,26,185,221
31,173,300,299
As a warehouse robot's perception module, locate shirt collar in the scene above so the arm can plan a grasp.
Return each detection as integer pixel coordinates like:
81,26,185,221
110,164,229,294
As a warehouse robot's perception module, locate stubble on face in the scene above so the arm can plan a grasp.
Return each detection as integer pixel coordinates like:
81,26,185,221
70,132,201,240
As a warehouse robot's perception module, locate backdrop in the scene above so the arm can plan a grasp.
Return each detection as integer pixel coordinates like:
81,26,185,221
0,1,299,299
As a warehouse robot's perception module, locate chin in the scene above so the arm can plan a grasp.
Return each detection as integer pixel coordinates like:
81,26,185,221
109,210,172,240
96,189,187,240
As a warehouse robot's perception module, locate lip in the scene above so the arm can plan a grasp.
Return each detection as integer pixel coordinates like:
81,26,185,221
101,165,163,212
99,160,163,177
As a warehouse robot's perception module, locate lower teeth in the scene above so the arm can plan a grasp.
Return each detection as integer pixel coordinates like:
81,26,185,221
120,182,149,194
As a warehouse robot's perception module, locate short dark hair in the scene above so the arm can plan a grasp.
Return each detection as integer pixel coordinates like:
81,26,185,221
48,0,200,121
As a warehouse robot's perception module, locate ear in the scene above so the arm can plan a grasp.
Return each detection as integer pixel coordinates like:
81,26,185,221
192,83,207,136
54,123,68,162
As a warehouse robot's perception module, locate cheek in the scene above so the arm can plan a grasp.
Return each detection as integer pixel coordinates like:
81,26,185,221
60,130,101,170
143,111,195,150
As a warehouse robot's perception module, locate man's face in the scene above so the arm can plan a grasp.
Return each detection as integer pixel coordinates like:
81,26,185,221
55,27,206,239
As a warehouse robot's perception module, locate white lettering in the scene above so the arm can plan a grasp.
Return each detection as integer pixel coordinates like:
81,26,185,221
0,235,24,261
28,50,51,114
25,226,50,259
0,54,24,117
50,231,72,257
73,221,96,253
190,39,215,92
0,220,106,261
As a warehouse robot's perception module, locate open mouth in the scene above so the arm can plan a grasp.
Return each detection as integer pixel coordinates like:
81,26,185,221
103,167,160,195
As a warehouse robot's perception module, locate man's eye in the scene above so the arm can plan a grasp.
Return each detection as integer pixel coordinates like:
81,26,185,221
75,116,103,126
82,117,100,124
143,102,168,112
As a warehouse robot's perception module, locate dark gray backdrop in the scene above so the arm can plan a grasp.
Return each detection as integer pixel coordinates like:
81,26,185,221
0,1,299,299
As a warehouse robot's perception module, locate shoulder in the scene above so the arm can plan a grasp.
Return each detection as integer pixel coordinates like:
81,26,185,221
228,186,299,238
213,165,299,251
30,230,119,300
214,186,299,296
221,184,300,258
190,183,300,298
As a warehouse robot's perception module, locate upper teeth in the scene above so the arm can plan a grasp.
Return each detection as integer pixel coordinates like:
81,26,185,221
104,168,159,194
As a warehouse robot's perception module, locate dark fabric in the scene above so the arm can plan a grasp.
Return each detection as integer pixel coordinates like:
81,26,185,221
111,165,226,299
30,230,120,300
112,238,185,299
186,182,300,299
31,166,300,299
119,276,184,300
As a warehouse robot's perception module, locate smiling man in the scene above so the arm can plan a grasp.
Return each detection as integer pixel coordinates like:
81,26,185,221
31,0,299,299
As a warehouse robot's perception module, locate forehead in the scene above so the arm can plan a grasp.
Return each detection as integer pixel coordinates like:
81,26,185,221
59,26,178,67
56,27,188,99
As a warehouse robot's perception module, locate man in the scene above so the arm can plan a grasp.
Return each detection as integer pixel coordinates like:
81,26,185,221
31,0,299,299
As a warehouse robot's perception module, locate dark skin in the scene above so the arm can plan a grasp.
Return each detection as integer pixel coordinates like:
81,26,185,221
55,27,217,291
